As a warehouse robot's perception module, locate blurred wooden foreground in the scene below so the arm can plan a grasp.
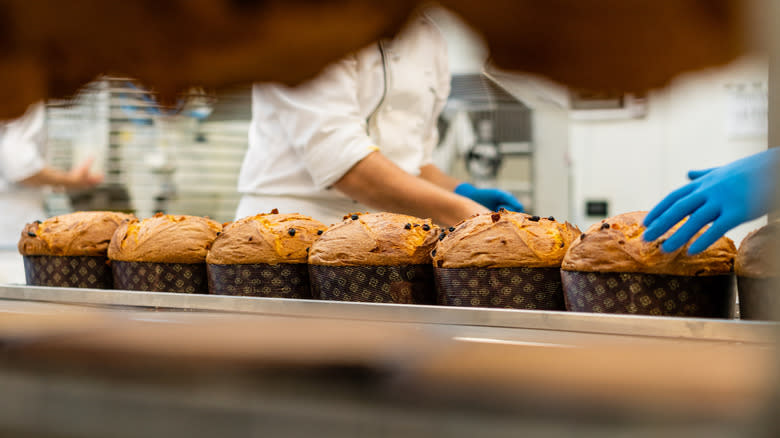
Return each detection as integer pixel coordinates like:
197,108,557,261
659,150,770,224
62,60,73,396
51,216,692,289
0,0,753,119
0,299,775,437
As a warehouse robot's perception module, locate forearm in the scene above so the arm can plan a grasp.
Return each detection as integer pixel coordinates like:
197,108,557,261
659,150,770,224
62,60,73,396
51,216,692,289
18,167,74,188
333,152,488,226
418,164,461,191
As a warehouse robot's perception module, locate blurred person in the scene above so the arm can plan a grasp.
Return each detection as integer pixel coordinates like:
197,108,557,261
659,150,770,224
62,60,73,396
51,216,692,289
0,102,102,282
236,12,523,226
643,147,779,254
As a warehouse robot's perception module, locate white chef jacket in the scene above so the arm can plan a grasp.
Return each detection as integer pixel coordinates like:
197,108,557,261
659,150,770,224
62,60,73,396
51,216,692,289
236,14,450,225
0,102,47,249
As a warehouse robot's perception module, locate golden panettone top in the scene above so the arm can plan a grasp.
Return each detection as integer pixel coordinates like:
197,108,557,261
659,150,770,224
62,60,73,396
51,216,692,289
108,213,222,264
308,212,440,266
561,211,736,276
18,211,136,257
736,221,780,278
432,211,581,268
206,210,326,265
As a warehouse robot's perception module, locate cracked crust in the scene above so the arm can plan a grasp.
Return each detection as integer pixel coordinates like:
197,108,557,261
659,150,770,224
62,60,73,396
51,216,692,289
432,211,581,269
18,211,135,257
561,211,736,276
108,213,222,264
206,211,326,265
308,212,440,266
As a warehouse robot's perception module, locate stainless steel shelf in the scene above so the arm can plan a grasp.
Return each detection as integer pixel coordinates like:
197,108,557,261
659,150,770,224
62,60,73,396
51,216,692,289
1,284,775,344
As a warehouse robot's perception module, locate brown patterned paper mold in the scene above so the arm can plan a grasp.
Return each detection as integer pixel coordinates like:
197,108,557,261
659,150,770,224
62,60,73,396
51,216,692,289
113,261,208,294
208,263,311,298
205,210,326,298
23,255,113,289
431,211,580,310
434,266,565,310
308,212,440,304
735,221,780,320
561,211,737,318
108,213,222,294
309,264,435,304
18,211,135,289
560,271,735,317
736,277,779,321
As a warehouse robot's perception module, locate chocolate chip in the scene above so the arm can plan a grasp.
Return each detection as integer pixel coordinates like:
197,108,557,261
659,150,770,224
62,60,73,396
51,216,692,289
618,240,625,245
248,236,253,241
27,231,36,237
305,247,310,253
581,233,586,240
216,232,221,236
547,216,555,221
288,228,296,236
439,232,447,241
491,213,500,223
449,227,455,232
437,259,444,268
600,223,610,230
351,214,359,220
422,224,430,231
498,207,506,212
431,249,437,257
317,230,323,235
529,215,540,221
560,242,565,248
414,224,420,227
270,208,279,214
404,223,411,230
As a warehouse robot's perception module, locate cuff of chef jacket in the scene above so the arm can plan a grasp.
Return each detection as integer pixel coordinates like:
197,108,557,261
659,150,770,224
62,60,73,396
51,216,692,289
0,140,45,183
312,143,381,190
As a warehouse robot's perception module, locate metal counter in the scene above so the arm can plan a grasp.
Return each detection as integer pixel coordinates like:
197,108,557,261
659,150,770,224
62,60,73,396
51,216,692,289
1,283,775,344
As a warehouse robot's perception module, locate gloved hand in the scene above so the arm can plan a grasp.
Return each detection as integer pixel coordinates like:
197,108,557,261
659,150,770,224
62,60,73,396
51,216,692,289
454,182,524,212
643,148,780,254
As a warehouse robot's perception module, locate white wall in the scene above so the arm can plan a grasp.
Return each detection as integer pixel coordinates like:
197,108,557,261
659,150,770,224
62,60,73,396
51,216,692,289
569,55,769,244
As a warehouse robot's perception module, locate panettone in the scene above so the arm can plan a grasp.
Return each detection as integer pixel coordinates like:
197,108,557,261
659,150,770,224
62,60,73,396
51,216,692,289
308,212,440,304
108,213,222,264
432,210,580,310
207,211,325,265
560,211,736,318
308,212,440,266
432,211,581,269
561,211,736,276
735,220,780,279
734,221,780,320
18,211,135,257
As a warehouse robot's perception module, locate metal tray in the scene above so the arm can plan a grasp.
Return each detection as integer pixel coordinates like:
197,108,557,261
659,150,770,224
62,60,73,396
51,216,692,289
0,283,776,343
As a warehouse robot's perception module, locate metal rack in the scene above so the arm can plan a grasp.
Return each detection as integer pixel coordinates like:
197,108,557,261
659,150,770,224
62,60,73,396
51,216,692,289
438,74,535,211
0,284,774,344
44,79,248,222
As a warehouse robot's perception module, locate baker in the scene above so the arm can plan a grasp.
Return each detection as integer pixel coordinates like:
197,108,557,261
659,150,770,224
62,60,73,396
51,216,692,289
643,147,779,253
236,12,523,226
0,102,102,283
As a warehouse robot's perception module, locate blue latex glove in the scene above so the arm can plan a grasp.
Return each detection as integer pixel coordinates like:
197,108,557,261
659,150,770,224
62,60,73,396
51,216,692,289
643,148,780,254
454,182,524,212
